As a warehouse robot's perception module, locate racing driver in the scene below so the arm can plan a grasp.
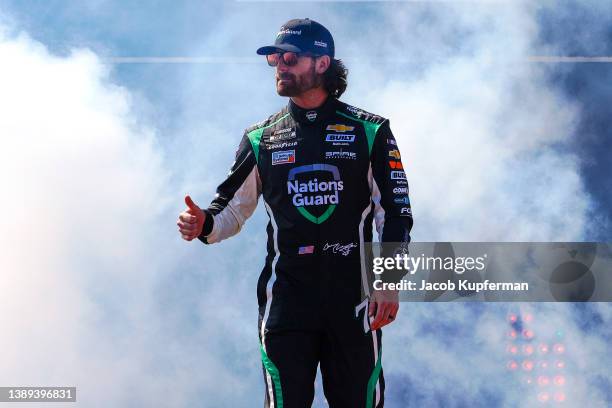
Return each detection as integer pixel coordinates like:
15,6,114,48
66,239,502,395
177,18,413,408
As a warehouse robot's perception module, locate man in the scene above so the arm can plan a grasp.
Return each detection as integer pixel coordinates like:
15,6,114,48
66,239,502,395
177,18,413,408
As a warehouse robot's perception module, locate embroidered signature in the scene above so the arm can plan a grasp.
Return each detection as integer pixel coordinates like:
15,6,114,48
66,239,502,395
323,242,358,256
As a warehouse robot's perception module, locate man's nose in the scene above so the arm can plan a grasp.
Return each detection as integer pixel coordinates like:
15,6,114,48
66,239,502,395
277,57,293,71
276,63,290,74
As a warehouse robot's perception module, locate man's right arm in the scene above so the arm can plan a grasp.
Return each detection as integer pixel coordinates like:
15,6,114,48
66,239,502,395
198,131,261,244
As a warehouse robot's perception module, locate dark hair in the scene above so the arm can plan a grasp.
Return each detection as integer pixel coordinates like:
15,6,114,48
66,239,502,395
323,58,348,98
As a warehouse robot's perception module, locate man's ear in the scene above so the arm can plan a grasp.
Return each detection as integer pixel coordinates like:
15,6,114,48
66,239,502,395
316,55,331,74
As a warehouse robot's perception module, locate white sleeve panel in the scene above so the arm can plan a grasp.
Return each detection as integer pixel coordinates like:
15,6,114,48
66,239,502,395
369,164,385,241
205,166,262,244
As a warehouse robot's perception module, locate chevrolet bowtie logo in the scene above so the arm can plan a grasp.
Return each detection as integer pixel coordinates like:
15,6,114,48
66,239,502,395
326,124,355,132
388,149,401,160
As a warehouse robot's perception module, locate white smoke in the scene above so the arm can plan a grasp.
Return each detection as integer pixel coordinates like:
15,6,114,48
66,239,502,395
0,1,610,407
0,23,258,407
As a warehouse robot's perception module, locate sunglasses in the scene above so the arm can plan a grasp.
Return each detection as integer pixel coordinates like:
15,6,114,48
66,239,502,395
266,52,318,67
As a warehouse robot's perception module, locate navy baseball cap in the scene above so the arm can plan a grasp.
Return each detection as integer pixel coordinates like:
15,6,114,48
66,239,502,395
256,18,335,58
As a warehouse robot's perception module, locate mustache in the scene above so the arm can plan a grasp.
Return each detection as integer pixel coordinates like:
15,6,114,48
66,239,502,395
277,72,295,81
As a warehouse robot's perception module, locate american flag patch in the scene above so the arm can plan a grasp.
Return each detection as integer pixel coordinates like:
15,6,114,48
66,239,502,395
298,245,315,255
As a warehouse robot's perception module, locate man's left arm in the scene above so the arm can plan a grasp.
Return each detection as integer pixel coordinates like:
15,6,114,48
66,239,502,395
369,119,414,329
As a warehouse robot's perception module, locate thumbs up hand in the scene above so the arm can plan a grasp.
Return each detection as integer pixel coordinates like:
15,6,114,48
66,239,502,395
177,195,206,241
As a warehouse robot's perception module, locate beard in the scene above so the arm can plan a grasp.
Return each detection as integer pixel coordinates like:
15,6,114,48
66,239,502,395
276,62,323,97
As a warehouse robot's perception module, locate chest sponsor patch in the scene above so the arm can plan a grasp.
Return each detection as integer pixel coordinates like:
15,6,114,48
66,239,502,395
391,171,407,180
325,151,356,160
387,138,397,146
325,134,355,143
393,186,408,194
270,127,296,142
394,196,411,205
287,164,343,224
268,141,298,150
326,124,354,132
272,150,296,165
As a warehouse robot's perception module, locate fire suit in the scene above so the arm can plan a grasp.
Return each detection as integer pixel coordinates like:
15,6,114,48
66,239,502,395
198,95,413,407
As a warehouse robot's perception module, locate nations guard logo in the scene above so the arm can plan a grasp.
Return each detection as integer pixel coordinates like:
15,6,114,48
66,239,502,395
286,164,344,224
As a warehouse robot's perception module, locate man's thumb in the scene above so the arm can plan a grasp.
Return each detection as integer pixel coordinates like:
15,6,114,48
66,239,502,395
368,300,376,317
185,195,200,212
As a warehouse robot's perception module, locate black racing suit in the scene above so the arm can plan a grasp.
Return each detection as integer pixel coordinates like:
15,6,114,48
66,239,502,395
198,96,413,407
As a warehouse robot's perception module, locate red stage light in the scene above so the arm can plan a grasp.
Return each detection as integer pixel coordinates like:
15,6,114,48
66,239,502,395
538,376,550,386
556,361,565,369
554,375,565,386
554,392,566,402
539,343,549,354
553,344,565,354
507,360,518,371
523,360,534,371
538,392,550,403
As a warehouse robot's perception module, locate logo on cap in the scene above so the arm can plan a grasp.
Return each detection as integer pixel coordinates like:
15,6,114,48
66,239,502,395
258,18,334,58
278,29,302,37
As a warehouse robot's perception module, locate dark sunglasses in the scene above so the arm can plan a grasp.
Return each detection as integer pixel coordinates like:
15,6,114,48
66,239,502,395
266,52,318,67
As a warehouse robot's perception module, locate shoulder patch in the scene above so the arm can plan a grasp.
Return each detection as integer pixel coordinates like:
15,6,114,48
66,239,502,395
245,107,289,134
245,107,291,164
335,101,387,157
340,102,386,125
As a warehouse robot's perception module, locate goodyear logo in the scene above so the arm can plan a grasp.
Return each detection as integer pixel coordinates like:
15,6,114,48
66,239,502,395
326,124,355,132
